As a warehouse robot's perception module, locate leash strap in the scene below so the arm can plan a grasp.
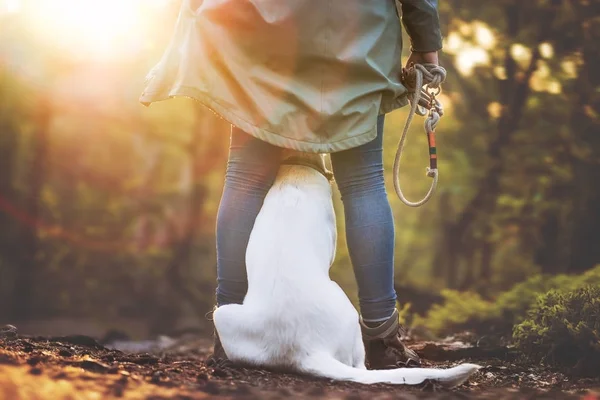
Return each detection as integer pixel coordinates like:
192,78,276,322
393,63,446,207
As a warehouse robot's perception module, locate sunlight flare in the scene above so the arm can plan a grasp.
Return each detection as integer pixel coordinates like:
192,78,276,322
29,0,140,54
487,102,502,119
455,47,490,76
539,42,554,59
510,43,532,67
1,0,20,14
443,32,463,55
493,66,507,80
561,60,578,79
473,21,496,50
16,0,169,59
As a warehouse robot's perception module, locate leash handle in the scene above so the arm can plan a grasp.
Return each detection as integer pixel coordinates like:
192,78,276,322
393,63,445,208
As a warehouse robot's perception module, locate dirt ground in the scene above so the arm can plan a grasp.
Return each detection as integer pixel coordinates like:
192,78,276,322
1,327,599,400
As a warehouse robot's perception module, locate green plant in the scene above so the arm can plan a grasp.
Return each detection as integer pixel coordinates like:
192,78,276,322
412,289,498,336
414,265,600,337
513,286,600,376
494,273,574,324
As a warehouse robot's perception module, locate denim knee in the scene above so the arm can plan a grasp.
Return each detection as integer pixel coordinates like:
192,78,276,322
224,126,283,197
331,115,386,198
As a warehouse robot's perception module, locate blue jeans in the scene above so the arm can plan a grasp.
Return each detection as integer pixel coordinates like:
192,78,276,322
215,115,397,322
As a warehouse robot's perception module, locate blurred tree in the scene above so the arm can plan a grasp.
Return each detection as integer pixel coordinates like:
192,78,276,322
534,0,600,275
432,0,600,292
11,95,50,321
0,64,23,318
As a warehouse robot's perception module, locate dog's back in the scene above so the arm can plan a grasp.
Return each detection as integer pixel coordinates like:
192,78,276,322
245,164,336,301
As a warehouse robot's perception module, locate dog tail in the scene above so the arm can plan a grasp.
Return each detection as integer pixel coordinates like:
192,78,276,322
301,353,481,388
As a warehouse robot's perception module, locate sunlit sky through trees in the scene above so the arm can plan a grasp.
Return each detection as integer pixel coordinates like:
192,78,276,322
1,0,171,60
1,0,566,117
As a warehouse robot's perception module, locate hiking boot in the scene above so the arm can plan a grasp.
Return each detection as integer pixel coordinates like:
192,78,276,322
205,308,228,366
360,309,421,369
206,329,228,366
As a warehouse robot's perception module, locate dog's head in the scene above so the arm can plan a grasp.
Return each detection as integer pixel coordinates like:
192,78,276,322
280,150,334,182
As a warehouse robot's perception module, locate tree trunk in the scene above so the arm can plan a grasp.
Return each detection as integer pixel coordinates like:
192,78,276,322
0,87,20,319
11,96,51,321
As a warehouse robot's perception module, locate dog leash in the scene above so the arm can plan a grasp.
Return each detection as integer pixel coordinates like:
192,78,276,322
394,63,447,207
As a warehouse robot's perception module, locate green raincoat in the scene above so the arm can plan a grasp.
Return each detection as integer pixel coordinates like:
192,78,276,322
140,0,442,153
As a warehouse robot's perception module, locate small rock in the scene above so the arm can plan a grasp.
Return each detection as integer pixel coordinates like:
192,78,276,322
58,349,74,357
150,371,163,384
0,325,17,338
80,359,111,373
22,344,34,353
29,367,43,375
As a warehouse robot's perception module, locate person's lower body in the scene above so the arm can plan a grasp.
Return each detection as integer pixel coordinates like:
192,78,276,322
210,116,419,368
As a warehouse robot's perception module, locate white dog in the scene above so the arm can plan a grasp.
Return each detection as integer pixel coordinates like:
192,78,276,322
213,152,480,387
